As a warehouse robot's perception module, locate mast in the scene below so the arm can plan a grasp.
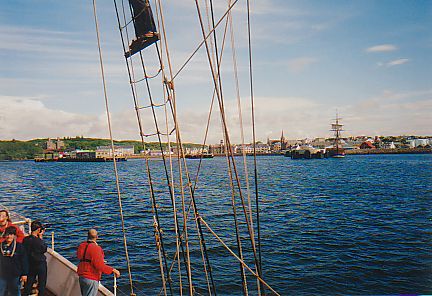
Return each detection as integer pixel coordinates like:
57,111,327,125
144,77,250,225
331,112,343,154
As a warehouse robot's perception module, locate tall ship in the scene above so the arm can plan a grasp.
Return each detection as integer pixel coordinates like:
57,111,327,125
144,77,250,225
326,113,345,158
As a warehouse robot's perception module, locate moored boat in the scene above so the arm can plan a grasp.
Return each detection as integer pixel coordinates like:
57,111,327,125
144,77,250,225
326,113,345,158
185,153,214,159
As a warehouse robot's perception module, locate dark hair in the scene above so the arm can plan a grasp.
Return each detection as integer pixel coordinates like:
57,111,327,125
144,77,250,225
0,210,11,222
31,220,45,232
3,226,16,237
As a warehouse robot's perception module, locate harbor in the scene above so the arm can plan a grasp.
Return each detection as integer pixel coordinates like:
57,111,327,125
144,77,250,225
1,154,431,295
1,0,430,295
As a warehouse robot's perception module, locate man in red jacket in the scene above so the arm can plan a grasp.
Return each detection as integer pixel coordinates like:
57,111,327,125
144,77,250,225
77,229,120,296
0,210,25,243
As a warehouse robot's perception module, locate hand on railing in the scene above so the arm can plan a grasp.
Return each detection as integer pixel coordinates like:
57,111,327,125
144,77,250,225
113,268,121,278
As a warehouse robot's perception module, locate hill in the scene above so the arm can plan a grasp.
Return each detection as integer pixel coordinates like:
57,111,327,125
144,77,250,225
0,137,202,160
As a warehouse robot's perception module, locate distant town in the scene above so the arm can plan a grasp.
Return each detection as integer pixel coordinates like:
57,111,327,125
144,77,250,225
0,134,431,161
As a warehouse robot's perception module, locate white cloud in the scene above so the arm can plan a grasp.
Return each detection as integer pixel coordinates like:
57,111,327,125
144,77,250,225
386,58,410,67
2,90,431,143
287,57,317,73
344,89,432,136
377,58,410,67
366,44,397,52
0,95,142,140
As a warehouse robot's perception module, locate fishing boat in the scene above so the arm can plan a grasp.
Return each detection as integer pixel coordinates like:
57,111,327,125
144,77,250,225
326,113,346,158
0,205,114,296
184,153,214,159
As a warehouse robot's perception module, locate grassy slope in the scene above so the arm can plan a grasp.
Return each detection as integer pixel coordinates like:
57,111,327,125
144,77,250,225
0,137,202,160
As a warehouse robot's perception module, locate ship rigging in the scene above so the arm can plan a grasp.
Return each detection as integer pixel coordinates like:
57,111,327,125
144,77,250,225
92,0,279,295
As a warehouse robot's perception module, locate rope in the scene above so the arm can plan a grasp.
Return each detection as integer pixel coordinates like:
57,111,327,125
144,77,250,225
131,67,162,83
153,1,184,293
113,1,174,294
208,0,249,293
156,1,218,294
92,1,134,294
199,217,280,296
246,0,263,283
194,2,265,295
227,4,261,295
124,1,199,293
172,0,240,80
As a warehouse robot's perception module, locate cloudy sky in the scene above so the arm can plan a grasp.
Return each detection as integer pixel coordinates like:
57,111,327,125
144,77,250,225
0,0,431,143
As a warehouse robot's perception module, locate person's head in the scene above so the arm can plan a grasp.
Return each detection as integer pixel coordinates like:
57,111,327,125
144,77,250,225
3,226,16,244
0,210,11,226
31,220,45,235
87,228,98,242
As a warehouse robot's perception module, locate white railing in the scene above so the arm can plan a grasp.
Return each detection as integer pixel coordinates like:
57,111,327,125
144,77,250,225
1,206,116,296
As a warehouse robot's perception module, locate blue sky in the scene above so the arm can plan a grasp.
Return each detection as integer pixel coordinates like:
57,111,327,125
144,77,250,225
0,0,431,142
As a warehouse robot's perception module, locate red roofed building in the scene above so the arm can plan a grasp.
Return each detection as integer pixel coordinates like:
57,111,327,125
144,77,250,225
360,141,376,149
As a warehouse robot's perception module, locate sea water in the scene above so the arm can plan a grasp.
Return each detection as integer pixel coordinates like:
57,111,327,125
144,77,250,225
0,154,431,295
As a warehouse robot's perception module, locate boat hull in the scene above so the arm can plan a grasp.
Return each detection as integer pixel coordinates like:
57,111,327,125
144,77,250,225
46,249,114,296
185,154,214,159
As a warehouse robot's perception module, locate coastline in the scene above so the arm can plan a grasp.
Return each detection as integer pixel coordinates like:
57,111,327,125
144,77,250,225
345,147,432,155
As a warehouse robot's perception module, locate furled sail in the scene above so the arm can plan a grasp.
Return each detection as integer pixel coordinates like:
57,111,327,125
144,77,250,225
125,0,159,58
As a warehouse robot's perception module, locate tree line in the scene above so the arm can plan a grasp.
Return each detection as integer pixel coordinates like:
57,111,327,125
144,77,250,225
0,137,202,160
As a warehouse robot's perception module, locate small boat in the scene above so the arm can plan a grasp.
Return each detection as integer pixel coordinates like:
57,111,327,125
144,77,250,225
185,153,214,159
57,157,127,162
1,205,114,296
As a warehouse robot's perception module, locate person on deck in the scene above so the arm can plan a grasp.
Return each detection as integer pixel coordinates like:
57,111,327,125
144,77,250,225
77,229,120,296
0,226,28,296
0,210,25,243
22,221,48,296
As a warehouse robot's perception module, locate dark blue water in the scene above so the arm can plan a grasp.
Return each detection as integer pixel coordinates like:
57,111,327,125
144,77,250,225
0,155,431,295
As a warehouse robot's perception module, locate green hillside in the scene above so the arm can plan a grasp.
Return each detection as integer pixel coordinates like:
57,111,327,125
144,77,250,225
0,137,202,160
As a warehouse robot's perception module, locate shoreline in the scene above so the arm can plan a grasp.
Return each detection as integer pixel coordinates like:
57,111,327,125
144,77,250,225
345,148,432,155
1,148,431,161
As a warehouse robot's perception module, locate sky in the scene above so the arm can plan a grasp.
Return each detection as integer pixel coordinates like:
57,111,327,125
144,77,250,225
0,0,431,143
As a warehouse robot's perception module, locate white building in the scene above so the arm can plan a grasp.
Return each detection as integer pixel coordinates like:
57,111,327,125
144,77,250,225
236,144,271,154
409,139,431,148
96,145,134,158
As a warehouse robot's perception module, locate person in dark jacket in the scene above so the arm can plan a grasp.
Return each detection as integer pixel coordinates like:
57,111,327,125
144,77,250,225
0,226,28,296
22,221,47,296
77,229,120,296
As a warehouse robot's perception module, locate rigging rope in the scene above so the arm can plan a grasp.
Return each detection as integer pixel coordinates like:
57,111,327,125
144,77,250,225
155,1,218,294
91,1,135,294
200,217,280,296
207,0,248,293
246,0,263,285
194,3,263,295
113,0,174,294
172,0,240,80
152,1,184,294
110,0,276,294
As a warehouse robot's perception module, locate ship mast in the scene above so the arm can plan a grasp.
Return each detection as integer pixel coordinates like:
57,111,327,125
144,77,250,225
331,112,343,154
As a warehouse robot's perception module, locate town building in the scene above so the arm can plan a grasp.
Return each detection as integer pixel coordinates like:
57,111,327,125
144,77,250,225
360,141,375,149
44,138,65,151
409,138,431,148
96,145,134,158
235,143,271,154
